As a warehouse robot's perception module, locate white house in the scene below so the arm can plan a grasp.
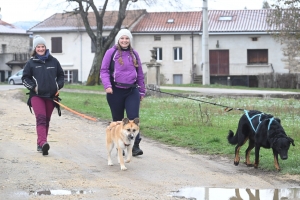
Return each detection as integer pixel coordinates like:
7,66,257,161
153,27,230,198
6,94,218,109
28,9,287,87
131,9,287,86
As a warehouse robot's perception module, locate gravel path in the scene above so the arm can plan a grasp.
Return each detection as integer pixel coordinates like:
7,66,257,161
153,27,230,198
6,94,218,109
1,89,299,200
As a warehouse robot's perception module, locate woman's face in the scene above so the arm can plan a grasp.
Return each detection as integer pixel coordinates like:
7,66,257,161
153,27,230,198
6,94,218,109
118,35,130,49
35,44,46,56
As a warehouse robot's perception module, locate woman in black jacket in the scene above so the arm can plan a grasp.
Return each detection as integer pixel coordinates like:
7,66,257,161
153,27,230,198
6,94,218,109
22,35,64,156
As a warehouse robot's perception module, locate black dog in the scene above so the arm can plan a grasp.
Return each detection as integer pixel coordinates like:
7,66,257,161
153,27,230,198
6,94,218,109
227,110,295,171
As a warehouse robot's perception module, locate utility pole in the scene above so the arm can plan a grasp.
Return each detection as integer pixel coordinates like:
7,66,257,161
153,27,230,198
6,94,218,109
202,0,210,85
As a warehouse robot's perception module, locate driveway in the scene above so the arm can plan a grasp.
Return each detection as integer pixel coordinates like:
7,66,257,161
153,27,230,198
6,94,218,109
0,85,24,91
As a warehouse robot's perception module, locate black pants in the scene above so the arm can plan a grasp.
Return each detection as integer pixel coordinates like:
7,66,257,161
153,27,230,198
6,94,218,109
106,86,141,141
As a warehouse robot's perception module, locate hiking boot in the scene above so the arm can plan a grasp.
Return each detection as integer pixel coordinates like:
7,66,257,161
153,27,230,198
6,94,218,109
42,142,50,156
132,138,143,156
37,145,42,152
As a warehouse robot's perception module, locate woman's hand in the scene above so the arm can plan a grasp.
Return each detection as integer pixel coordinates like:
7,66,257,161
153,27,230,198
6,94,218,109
105,87,113,94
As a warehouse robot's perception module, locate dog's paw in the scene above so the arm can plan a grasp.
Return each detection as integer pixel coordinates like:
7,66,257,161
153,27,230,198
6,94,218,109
108,162,113,166
125,159,131,163
121,166,127,171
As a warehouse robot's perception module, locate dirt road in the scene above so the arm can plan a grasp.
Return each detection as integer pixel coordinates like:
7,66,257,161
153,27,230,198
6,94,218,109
1,89,300,200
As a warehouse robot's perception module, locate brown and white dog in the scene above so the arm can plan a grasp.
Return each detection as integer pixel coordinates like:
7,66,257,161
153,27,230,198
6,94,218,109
106,118,140,170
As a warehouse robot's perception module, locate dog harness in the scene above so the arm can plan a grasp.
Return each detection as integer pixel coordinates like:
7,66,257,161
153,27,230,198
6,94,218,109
244,110,275,133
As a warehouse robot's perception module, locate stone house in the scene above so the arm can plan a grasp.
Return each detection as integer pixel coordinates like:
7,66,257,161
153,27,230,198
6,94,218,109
0,19,30,82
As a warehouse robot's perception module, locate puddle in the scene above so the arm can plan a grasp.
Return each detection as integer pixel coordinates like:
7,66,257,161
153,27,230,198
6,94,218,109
171,187,300,200
30,189,92,196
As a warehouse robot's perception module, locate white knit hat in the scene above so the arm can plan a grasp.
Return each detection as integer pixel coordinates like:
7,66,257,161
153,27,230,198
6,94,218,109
115,29,133,44
33,35,46,49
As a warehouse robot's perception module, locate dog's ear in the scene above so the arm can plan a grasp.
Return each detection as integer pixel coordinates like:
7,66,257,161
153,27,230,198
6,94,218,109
288,137,295,146
122,118,130,124
275,118,281,124
133,118,140,125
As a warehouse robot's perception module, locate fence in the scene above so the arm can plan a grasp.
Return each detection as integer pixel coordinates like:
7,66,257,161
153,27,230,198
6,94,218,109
257,73,300,89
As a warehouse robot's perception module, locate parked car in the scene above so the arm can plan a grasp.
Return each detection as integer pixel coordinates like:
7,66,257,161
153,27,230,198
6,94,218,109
8,69,23,85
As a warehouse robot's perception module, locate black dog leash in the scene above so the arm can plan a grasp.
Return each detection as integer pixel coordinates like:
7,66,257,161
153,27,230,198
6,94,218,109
146,87,244,112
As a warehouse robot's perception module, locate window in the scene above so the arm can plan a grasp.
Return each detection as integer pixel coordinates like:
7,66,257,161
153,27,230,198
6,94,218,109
1,44,7,53
51,37,62,53
247,49,268,65
173,47,182,61
252,37,258,41
64,70,78,83
174,35,181,41
219,16,232,21
173,74,183,84
153,47,163,61
167,19,174,23
154,35,161,41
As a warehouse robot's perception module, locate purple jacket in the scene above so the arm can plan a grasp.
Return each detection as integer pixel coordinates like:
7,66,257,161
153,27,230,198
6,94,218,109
100,46,146,97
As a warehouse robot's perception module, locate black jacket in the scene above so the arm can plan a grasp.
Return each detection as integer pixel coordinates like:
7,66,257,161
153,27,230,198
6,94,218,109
22,54,64,99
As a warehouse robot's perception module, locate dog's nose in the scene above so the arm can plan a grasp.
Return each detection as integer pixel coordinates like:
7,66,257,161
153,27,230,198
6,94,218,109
282,156,287,160
280,155,288,160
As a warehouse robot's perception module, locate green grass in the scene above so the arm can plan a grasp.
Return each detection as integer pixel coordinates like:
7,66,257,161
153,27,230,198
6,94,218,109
64,82,300,93
20,86,300,174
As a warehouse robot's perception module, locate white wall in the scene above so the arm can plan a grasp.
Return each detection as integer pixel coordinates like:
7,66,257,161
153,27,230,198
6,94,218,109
37,32,287,84
202,34,287,75
134,34,201,84
41,32,95,83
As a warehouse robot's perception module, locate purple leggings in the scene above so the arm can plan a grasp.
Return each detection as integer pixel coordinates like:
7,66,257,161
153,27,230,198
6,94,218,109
31,96,55,146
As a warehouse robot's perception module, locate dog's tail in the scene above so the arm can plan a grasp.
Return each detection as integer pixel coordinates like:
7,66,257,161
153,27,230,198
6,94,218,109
227,130,238,145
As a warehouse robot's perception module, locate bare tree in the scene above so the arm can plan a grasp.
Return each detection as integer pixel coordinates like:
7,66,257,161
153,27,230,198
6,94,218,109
66,0,182,85
67,0,136,85
267,0,300,72
262,1,271,9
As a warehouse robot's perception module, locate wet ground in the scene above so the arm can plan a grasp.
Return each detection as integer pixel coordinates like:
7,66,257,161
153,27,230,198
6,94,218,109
1,88,300,200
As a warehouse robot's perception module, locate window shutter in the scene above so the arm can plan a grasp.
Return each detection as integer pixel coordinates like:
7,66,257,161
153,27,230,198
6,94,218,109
51,37,62,53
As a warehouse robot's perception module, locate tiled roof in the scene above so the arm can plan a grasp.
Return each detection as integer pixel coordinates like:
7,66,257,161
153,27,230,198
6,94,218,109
208,9,272,32
131,11,202,33
0,20,27,34
132,9,274,33
29,9,147,32
28,9,276,34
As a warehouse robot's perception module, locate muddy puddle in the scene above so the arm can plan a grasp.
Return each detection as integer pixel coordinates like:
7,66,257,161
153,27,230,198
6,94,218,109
30,189,92,196
171,187,300,200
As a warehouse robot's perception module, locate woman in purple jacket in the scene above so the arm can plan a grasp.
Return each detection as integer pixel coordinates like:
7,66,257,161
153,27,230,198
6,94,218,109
100,29,145,156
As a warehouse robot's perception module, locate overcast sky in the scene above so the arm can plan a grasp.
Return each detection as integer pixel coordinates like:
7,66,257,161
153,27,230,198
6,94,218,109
1,0,268,23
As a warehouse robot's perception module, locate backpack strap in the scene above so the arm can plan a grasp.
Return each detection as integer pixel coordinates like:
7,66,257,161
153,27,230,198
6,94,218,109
109,49,118,84
109,48,138,88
